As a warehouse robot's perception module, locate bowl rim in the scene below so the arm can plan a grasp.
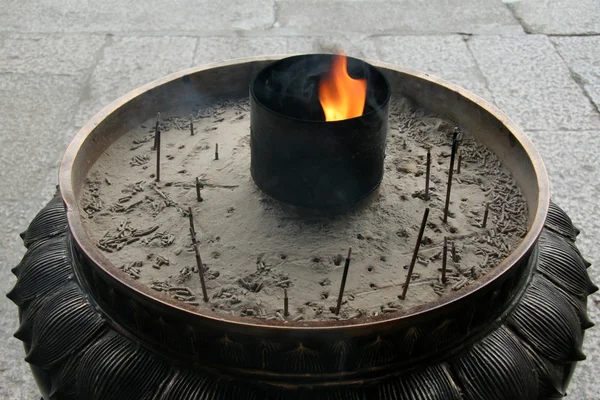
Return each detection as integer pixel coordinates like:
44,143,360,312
59,54,550,333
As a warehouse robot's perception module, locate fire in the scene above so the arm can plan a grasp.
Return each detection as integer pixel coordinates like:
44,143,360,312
319,55,367,121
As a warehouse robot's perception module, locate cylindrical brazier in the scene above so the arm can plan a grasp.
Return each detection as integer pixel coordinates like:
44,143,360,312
8,56,596,400
250,54,390,210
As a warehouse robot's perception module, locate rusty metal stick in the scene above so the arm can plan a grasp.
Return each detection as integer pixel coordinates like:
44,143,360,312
400,207,429,300
215,143,219,160
193,243,209,302
335,247,352,315
457,151,462,174
442,237,448,283
155,129,161,182
190,115,194,136
153,112,160,150
195,177,203,202
443,131,458,223
284,288,289,317
482,202,490,228
425,149,431,201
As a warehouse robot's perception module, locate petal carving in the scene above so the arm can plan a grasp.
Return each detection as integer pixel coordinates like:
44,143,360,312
507,276,585,362
537,230,597,298
401,326,425,356
217,334,249,366
283,343,324,373
545,201,578,242
159,370,259,400
25,286,106,367
451,326,538,400
14,281,79,344
258,339,281,370
514,336,566,398
330,340,355,372
377,364,461,399
357,336,396,368
7,235,72,308
21,190,67,248
76,331,170,400
49,351,83,399
537,274,594,330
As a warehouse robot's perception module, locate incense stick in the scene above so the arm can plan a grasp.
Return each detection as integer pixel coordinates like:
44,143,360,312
335,247,352,315
400,208,429,300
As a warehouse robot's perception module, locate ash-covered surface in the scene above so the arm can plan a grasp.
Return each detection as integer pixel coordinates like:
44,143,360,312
79,96,528,321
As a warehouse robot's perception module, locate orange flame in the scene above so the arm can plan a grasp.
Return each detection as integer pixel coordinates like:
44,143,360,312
319,55,367,121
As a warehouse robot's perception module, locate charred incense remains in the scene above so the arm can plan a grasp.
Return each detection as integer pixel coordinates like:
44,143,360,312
193,243,209,302
457,151,462,174
335,247,352,315
188,207,196,240
215,143,219,160
155,129,161,182
482,202,490,228
443,131,459,223
153,112,160,150
425,148,431,201
189,227,196,245
190,115,194,136
284,288,289,317
400,208,429,300
441,236,448,283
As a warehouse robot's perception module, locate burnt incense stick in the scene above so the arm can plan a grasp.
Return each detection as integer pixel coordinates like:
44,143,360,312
190,115,194,136
189,227,196,245
153,112,160,150
441,236,448,284
195,177,203,202
403,139,407,150
284,288,289,317
215,143,219,160
425,149,431,201
457,151,462,174
193,243,209,302
155,129,161,182
482,202,490,228
443,131,459,223
452,242,457,262
400,207,430,300
335,247,352,315
188,207,196,238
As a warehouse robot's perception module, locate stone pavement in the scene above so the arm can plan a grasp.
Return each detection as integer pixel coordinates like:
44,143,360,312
0,0,598,398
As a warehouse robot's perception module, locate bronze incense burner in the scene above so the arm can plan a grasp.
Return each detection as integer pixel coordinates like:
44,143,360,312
8,56,595,399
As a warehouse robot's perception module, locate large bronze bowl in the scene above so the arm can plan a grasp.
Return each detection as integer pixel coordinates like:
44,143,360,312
8,56,596,399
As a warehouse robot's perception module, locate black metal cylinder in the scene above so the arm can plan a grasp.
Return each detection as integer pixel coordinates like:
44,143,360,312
250,54,391,211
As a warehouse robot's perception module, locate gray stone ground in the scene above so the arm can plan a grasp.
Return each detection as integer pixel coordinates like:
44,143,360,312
0,0,598,398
